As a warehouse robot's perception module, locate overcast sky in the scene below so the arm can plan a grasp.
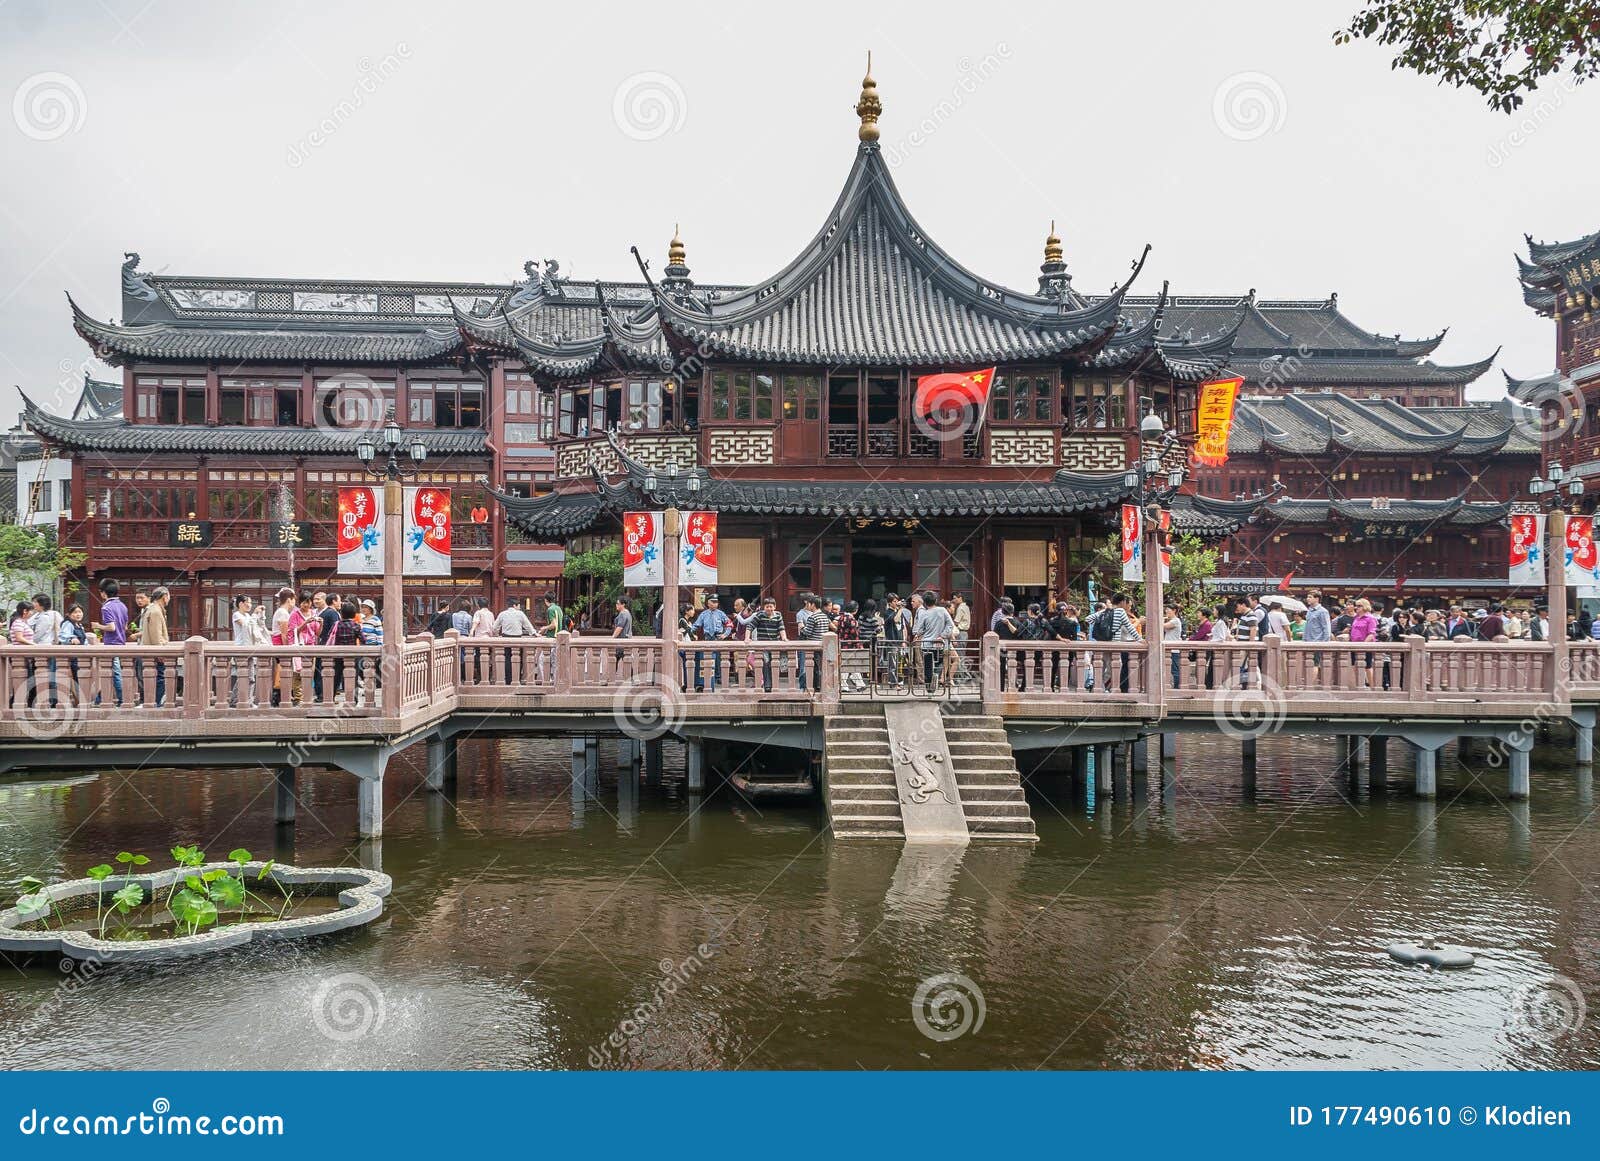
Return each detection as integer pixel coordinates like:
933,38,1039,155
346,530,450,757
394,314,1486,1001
2,0,1594,423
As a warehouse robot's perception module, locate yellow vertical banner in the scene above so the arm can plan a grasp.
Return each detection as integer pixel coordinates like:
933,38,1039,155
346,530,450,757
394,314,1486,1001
1192,376,1243,467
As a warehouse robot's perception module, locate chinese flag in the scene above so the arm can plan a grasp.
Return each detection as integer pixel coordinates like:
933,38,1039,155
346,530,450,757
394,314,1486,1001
914,367,997,417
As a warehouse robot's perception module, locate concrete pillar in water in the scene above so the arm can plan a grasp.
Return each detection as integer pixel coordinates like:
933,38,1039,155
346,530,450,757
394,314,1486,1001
686,738,706,793
425,733,457,792
1335,734,1350,769
1095,744,1114,795
1161,732,1176,759
274,766,296,825
1240,736,1257,772
1575,722,1594,766
1368,735,1388,790
357,774,383,838
584,736,599,780
645,738,663,784
1509,747,1531,800
1413,744,1438,798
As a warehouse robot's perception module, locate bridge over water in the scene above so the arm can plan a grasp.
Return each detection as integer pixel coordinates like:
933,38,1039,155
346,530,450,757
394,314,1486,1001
2,633,1595,840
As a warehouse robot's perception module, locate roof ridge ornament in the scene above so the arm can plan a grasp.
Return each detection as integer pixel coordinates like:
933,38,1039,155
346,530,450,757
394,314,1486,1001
121,252,157,303
855,53,882,144
1038,220,1073,300
662,224,693,298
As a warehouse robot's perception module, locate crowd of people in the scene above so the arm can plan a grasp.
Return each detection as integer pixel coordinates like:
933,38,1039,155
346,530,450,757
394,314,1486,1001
7,578,1589,709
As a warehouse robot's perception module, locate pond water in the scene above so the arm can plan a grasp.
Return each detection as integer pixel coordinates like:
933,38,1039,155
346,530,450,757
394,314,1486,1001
0,732,1596,1070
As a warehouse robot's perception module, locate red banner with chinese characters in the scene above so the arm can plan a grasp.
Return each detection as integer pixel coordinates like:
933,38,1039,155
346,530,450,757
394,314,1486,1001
681,510,719,587
1120,504,1143,582
1192,376,1243,467
1566,515,1599,588
622,511,664,586
336,486,382,576
403,486,451,577
1507,512,1544,586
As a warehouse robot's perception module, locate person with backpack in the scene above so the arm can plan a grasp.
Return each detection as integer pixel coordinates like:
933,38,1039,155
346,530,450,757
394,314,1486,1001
1092,594,1139,693
992,598,1022,691
1048,601,1079,691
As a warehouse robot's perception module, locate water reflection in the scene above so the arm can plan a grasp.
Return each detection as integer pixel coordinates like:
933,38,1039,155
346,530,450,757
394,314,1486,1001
0,732,1596,1070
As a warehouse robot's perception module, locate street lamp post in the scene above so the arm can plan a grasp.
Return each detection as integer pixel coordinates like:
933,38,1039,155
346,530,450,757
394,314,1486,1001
1527,460,1585,663
1129,400,1189,706
356,408,428,716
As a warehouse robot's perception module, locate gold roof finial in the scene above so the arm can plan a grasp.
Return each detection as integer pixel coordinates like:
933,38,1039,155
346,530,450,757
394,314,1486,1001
855,52,882,143
668,223,686,268
1044,220,1063,264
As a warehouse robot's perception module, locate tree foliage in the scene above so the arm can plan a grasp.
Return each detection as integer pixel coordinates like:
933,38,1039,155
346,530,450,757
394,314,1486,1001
0,524,85,602
1336,1,1600,112
1091,532,1219,626
562,542,625,622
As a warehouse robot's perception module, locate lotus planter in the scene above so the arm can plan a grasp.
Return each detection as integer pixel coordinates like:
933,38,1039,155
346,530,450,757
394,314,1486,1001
0,862,390,964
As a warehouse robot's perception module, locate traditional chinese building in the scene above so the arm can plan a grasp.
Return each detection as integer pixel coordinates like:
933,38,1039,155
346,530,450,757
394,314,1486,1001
1203,392,1537,598
28,67,1519,630
1516,229,1600,483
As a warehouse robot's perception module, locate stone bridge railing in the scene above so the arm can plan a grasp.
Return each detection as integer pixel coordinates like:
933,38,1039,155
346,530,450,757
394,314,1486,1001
0,632,1591,741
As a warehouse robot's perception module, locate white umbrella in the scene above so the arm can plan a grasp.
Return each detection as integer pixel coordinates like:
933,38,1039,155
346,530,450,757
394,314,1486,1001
1263,595,1307,614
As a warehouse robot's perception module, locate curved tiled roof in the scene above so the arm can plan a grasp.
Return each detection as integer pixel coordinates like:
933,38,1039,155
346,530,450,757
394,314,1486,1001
21,394,487,457
648,142,1142,366
71,295,464,366
1266,495,1510,527
1227,392,1533,458
1518,231,1600,316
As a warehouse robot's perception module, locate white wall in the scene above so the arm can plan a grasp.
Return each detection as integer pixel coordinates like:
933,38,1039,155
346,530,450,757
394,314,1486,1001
14,455,73,528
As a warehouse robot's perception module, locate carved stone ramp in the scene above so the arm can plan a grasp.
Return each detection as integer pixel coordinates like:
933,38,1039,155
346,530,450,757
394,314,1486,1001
883,701,970,844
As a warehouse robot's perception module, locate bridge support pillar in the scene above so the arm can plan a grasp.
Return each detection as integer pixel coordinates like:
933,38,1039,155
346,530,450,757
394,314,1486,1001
584,736,599,780
1160,732,1176,759
274,766,296,825
425,733,457,793
1240,735,1257,774
357,775,383,838
686,739,705,793
1095,745,1113,796
1335,735,1350,769
1574,717,1595,766
1509,747,1531,800
1131,734,1148,777
1413,744,1438,799
645,739,663,784
1368,736,1388,791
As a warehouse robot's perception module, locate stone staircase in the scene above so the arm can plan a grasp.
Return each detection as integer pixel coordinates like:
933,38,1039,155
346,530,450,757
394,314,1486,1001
943,712,1037,842
822,706,1036,842
822,713,905,839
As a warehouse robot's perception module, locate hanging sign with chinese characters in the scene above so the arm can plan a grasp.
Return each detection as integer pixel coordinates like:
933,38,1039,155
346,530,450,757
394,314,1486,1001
270,521,313,550
1566,515,1600,589
622,511,664,587
404,486,452,577
1507,512,1545,586
1120,504,1143,583
337,486,383,575
169,519,212,549
1192,376,1243,468
680,510,719,587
